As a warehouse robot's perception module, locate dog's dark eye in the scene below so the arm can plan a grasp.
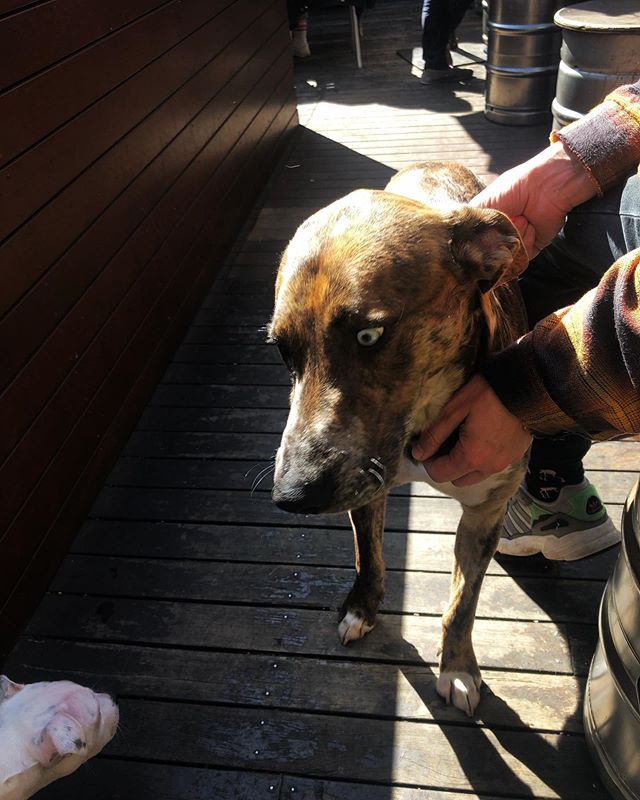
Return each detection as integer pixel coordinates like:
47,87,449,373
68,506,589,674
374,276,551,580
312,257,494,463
356,326,384,347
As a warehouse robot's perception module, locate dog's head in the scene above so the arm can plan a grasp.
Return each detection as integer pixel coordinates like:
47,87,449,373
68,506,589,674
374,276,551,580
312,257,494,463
269,189,527,514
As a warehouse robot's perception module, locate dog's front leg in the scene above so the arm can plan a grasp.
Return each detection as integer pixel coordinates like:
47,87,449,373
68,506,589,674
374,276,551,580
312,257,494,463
338,494,387,645
437,501,506,716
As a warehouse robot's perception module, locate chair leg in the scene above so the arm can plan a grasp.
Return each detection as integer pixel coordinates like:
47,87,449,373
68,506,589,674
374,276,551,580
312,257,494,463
348,5,363,68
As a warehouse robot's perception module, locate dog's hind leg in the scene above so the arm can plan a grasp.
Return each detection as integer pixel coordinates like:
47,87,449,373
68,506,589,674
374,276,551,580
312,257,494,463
338,494,387,646
436,500,507,716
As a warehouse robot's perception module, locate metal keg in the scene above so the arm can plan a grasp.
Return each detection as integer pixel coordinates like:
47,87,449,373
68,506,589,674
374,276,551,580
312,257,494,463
553,1,640,129
485,0,563,125
585,478,640,800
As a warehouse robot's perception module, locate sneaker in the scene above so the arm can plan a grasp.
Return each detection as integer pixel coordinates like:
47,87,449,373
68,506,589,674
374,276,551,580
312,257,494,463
498,479,620,561
420,66,473,83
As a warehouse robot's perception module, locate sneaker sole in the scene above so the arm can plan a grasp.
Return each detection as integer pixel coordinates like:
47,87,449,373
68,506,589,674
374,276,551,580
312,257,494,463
496,518,621,561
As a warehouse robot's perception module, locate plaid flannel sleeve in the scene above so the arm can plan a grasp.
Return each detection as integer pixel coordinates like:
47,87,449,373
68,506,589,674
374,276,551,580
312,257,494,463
484,248,640,440
551,80,640,194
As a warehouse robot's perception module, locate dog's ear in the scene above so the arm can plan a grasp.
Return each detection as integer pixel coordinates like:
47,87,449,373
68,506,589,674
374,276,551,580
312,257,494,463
447,207,529,293
32,712,86,766
0,675,23,702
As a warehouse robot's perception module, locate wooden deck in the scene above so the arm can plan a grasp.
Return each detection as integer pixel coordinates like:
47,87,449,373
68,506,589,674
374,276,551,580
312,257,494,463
4,2,638,798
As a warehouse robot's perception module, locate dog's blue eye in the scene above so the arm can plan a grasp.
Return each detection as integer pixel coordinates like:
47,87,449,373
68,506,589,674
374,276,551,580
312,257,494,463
356,327,384,346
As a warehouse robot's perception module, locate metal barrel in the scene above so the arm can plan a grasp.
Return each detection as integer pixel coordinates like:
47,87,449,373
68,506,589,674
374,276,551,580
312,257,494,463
552,1,640,130
585,478,640,800
484,0,563,125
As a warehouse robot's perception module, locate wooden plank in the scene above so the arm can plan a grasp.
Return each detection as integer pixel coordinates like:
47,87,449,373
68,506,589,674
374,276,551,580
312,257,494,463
0,0,238,166
25,594,597,675
0,1,285,242
7,638,586,732
73,519,620,581
0,2,42,13
179,325,282,344
121,431,284,458
151,384,290,407
173,343,282,364
0,100,296,650
0,756,525,800
89,485,459,530
117,433,639,496
28,758,283,800
50,553,605,623
107,449,638,507
0,54,293,525
116,421,640,475
0,79,296,621
0,11,287,349
162,364,288,385
95,699,603,798
88,486,625,541
137,407,288,432
0,0,171,90
193,309,276,327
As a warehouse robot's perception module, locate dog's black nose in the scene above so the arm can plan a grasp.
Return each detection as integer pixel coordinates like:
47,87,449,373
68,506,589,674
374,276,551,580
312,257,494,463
272,471,336,514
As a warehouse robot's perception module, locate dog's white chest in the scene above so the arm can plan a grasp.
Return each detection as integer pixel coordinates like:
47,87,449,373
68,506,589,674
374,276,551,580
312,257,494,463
395,456,506,507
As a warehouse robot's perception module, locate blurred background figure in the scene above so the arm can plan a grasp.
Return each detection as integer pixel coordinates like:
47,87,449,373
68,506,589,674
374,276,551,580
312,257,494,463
421,0,473,82
288,1,311,58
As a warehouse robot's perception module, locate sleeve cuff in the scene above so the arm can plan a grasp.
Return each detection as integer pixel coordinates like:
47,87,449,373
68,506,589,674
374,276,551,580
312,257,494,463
551,84,640,194
482,334,580,436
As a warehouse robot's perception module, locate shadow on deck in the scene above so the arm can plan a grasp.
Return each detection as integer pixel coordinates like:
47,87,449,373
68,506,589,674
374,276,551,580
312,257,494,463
4,1,636,798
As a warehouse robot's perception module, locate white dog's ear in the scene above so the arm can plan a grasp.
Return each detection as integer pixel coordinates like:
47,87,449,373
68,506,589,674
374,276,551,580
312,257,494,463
0,676,23,702
32,712,86,766
447,207,529,293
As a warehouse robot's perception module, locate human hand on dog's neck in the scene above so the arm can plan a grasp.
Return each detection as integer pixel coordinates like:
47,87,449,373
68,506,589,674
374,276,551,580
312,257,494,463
470,141,596,260
411,374,531,487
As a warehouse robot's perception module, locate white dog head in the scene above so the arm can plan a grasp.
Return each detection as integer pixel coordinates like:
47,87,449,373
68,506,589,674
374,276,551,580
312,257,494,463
0,676,118,800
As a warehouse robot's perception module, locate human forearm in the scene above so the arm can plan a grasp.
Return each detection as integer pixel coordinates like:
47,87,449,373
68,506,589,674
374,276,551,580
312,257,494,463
471,80,640,258
483,248,640,439
552,81,640,195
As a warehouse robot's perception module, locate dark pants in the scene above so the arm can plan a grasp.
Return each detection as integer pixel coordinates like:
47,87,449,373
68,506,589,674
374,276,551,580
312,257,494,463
519,171,640,489
287,1,308,28
421,0,472,69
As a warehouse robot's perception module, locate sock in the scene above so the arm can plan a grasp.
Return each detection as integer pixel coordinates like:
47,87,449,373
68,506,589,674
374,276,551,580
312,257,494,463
525,462,585,502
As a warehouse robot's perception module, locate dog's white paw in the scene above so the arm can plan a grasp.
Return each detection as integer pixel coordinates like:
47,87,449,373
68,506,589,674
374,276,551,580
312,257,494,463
338,611,374,646
436,671,482,716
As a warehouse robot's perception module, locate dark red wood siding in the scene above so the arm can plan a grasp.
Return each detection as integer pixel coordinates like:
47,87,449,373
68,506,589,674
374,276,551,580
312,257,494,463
0,0,296,650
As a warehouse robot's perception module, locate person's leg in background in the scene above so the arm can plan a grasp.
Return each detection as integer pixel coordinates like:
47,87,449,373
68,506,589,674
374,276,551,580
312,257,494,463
289,1,310,58
501,171,640,559
420,0,473,82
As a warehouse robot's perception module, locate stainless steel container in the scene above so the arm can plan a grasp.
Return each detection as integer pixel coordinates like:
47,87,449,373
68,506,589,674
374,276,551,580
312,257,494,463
485,0,563,125
553,1,640,129
585,478,640,800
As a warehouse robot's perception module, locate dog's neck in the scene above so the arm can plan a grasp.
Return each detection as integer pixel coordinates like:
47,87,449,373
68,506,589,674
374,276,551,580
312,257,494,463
410,289,504,439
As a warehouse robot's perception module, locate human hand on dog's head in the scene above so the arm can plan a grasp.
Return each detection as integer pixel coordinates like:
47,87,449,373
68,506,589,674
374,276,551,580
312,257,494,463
411,374,531,487
470,141,596,259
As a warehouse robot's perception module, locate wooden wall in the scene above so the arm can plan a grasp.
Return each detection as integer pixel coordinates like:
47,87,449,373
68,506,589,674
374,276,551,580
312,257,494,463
0,0,297,653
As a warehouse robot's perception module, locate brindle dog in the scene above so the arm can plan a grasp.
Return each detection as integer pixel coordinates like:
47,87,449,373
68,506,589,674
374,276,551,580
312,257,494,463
268,162,529,715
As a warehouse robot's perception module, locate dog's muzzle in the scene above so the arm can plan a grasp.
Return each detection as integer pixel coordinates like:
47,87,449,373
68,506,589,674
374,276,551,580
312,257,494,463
272,468,339,514
272,445,388,515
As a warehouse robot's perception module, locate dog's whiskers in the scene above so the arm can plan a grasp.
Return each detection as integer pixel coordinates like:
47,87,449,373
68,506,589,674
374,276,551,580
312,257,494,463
250,462,276,494
367,466,386,498
369,457,386,474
